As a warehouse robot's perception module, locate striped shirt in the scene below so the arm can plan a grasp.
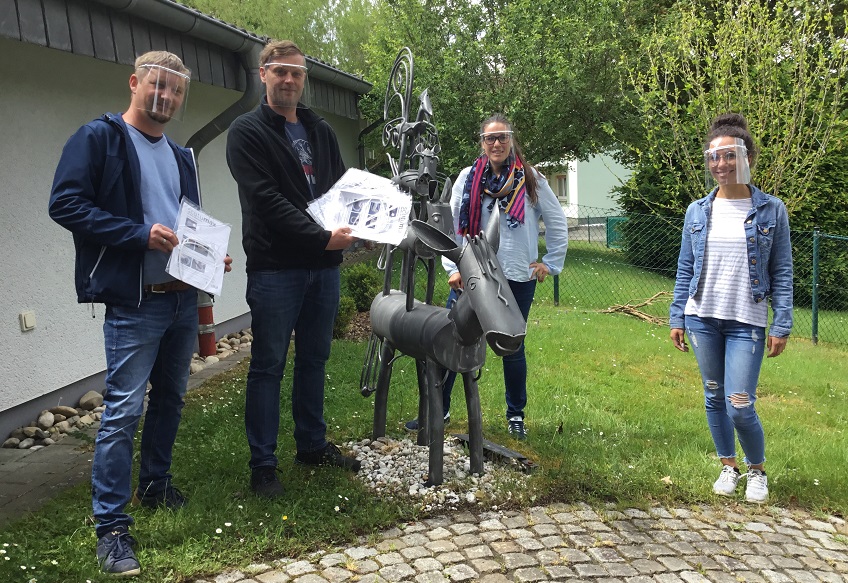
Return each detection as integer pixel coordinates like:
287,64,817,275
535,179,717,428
685,197,768,327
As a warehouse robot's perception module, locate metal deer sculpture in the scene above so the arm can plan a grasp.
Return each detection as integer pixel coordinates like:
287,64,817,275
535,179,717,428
360,48,527,485
369,214,527,484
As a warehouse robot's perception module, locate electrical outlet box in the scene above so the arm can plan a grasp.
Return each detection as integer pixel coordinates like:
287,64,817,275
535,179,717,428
19,310,36,332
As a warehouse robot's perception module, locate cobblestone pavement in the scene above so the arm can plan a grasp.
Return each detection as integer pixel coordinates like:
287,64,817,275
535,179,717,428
194,503,848,583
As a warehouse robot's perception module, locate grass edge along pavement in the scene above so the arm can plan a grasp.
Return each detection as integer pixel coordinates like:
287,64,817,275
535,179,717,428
1,262,847,581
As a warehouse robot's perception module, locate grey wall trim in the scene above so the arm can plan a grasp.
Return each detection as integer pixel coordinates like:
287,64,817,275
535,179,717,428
0,311,252,441
0,370,105,443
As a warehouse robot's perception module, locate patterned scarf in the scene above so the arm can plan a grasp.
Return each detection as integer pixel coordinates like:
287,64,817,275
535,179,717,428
458,154,526,236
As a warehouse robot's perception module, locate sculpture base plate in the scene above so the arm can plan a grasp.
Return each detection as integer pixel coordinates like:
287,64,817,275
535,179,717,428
451,433,538,473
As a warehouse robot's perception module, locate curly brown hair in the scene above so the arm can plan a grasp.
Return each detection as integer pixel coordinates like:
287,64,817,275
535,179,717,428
706,112,757,165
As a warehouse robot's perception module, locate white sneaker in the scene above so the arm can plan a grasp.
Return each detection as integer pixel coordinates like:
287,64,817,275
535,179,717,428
745,469,769,504
713,465,741,496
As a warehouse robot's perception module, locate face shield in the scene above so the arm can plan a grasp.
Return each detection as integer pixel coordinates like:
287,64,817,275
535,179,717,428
134,64,190,123
261,62,312,110
704,138,751,190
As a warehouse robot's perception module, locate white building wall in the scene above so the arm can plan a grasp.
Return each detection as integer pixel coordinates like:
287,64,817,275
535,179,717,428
0,39,247,422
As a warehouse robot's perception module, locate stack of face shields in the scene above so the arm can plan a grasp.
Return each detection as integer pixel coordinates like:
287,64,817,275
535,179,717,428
307,168,412,245
165,199,231,296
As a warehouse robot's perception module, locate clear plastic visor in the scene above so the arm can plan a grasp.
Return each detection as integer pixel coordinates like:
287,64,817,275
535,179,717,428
704,138,751,189
134,65,190,122
261,63,312,110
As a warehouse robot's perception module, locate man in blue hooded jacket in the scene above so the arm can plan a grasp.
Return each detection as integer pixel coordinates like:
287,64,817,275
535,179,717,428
49,51,230,576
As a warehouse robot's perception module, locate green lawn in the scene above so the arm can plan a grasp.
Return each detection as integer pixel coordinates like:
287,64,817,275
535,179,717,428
1,245,846,582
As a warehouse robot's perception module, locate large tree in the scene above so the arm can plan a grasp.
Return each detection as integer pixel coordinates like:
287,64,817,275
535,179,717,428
182,0,374,72
617,0,848,216
359,0,674,178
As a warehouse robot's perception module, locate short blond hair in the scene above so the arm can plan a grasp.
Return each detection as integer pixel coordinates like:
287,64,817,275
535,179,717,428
259,40,304,68
134,51,190,77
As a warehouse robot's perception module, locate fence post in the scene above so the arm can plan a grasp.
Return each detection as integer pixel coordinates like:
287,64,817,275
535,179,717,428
811,229,820,345
553,274,559,306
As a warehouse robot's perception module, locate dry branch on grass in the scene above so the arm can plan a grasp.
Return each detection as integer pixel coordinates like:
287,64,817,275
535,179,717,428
601,291,671,325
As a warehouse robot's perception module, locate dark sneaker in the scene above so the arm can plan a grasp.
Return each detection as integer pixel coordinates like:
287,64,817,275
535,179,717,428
132,484,187,510
508,416,527,440
404,412,450,432
296,442,361,472
96,527,140,576
251,466,285,499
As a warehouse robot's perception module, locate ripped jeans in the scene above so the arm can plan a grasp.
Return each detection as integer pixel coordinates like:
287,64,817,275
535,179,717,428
684,315,766,465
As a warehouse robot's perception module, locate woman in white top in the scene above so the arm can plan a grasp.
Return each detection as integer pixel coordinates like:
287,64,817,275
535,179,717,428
670,112,793,504
405,113,568,439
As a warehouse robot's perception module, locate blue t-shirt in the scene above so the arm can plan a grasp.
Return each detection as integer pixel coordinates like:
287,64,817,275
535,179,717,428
285,121,315,197
126,123,181,284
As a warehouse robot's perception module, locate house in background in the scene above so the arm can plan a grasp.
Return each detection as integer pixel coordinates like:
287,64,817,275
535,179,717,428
544,154,632,245
0,0,372,439
546,154,631,215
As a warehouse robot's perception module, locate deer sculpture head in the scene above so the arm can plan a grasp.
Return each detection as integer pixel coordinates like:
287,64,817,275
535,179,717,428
409,209,526,359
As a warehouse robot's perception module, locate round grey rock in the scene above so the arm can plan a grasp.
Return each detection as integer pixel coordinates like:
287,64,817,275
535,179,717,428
37,410,55,430
49,406,78,417
79,391,103,410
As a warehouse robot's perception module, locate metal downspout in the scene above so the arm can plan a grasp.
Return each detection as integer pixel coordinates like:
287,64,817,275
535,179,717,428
186,45,263,155
358,116,385,169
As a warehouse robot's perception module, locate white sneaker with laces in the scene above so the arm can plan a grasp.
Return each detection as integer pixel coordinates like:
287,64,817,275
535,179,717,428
745,468,769,504
713,465,741,496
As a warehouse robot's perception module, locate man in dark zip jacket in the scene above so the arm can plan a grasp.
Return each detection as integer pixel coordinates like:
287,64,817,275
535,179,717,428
226,40,360,500
49,51,231,577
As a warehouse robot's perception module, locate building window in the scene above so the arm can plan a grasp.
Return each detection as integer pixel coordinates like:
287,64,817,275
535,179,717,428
555,173,569,203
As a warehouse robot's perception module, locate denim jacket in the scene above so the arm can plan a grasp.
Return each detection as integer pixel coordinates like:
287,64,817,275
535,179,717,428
669,185,793,337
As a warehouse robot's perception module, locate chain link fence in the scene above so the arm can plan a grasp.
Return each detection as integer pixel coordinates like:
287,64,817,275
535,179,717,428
533,205,848,346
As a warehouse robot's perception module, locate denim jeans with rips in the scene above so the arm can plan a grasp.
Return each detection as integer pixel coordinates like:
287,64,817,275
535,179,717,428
92,289,197,538
684,314,767,465
441,279,536,419
244,268,340,469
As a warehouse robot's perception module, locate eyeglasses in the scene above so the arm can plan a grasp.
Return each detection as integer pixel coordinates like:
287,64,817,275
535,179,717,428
264,63,307,81
481,132,512,145
705,151,738,164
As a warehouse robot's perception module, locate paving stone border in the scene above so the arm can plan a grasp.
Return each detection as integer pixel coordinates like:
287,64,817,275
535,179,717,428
193,503,847,583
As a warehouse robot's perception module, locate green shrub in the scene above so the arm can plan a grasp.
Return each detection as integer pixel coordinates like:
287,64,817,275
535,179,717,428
345,261,383,312
333,295,356,339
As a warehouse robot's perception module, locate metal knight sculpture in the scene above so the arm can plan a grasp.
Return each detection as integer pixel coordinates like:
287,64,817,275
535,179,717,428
361,48,527,485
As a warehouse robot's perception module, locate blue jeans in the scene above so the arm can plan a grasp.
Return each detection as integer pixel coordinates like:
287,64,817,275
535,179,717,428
92,289,197,538
244,268,339,469
442,279,536,419
684,315,767,465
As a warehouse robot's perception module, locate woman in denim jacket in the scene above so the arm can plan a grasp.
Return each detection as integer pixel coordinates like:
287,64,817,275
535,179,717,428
670,113,793,504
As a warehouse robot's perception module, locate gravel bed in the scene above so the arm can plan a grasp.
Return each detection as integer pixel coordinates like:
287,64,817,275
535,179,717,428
346,435,533,513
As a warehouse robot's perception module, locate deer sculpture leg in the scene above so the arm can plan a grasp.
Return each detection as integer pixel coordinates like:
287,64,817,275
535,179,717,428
425,356,445,486
371,341,396,440
415,359,430,447
462,371,485,475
